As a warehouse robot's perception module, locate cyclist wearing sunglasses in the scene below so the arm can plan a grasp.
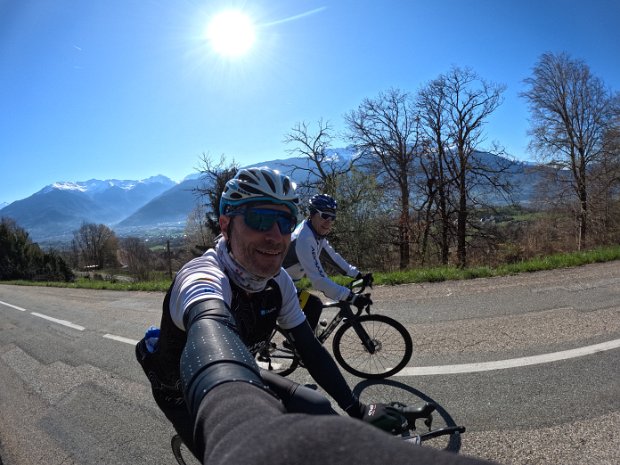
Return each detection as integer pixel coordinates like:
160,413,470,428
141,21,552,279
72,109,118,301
135,167,404,461
284,193,373,331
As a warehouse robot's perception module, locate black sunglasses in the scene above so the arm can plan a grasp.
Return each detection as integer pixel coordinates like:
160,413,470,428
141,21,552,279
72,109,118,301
315,209,336,221
229,208,297,234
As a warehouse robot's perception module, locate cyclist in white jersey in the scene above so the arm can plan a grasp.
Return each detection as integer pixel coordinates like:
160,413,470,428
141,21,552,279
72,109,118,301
284,193,373,330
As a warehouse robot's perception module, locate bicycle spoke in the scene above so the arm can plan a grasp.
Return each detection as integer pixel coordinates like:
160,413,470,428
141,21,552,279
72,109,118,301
333,315,412,378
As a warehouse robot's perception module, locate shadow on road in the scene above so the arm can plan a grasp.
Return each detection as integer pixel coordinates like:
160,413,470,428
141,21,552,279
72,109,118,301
353,378,464,452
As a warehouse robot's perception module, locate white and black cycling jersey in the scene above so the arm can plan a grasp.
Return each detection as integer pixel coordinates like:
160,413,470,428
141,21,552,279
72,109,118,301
138,248,307,400
283,219,359,302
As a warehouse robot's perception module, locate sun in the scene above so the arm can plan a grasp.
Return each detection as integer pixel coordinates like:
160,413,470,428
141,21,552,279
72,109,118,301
206,10,256,57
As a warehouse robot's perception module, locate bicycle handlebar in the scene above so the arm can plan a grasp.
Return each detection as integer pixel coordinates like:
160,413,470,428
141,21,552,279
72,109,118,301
400,402,436,421
387,402,436,433
391,402,466,440
348,274,373,295
348,278,366,294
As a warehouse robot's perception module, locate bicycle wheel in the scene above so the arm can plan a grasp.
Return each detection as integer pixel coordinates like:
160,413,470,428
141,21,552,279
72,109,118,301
171,435,189,465
332,314,412,379
255,327,299,377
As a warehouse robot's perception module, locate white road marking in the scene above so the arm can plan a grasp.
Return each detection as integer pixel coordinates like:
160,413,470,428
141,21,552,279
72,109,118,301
31,312,85,331
395,338,620,376
3,299,618,375
1,299,138,343
0,300,27,311
103,334,139,345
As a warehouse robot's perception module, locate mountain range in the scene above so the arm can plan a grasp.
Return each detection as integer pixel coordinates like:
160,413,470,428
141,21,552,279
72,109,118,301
1,175,179,244
0,151,545,245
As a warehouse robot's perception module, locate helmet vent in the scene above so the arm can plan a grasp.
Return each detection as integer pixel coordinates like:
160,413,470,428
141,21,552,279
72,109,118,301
263,173,276,192
238,173,255,184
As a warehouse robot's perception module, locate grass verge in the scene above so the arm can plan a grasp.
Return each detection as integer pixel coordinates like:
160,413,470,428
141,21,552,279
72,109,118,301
2,245,619,292
324,244,620,288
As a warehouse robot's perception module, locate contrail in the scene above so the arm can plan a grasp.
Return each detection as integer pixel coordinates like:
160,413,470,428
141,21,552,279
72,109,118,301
261,7,327,27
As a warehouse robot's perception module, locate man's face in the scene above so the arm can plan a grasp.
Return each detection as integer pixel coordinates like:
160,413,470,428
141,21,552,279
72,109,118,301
310,210,335,236
220,204,292,278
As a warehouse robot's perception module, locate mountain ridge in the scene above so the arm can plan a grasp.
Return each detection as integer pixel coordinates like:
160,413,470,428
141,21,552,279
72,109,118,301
0,152,546,245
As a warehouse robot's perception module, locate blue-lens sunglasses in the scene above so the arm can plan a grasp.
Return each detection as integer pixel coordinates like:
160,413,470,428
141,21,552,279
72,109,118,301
229,207,297,234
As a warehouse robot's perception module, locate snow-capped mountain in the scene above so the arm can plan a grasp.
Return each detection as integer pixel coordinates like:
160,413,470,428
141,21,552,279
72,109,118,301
1,175,176,242
37,175,174,197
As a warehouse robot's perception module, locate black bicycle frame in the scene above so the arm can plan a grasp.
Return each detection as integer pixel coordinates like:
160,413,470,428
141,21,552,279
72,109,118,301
316,302,377,354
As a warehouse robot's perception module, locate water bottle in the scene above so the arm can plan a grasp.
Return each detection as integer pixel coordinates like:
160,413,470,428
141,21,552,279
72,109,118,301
144,325,160,353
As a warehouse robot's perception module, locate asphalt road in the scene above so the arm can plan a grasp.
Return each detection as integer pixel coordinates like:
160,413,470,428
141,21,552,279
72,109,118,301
0,261,618,465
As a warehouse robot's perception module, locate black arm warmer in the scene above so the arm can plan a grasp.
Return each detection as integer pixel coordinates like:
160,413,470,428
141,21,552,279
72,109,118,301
180,299,269,421
287,321,360,413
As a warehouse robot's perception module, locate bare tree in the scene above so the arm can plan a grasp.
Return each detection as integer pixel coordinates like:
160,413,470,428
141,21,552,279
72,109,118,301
72,222,118,269
590,107,620,243
439,67,506,267
184,203,215,256
416,78,456,264
194,153,239,236
521,52,617,249
283,119,355,197
326,167,391,270
345,88,422,269
119,236,152,281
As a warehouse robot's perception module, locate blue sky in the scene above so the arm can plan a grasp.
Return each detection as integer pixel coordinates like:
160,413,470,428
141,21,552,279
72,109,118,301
1,0,619,205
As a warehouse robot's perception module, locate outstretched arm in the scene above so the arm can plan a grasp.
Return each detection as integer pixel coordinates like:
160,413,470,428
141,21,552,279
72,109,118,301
180,298,280,453
180,299,497,465
286,321,361,413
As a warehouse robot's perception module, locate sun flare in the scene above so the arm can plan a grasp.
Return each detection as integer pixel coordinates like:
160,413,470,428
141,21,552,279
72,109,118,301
206,10,256,57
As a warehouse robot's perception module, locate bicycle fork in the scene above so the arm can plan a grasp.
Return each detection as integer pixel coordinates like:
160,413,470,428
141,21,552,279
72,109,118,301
340,306,377,354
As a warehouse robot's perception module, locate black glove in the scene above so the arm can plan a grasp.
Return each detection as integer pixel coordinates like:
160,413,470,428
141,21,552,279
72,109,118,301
347,292,372,310
360,402,408,433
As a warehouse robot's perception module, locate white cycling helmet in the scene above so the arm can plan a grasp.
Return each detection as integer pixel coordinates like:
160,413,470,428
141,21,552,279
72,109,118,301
220,167,299,217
